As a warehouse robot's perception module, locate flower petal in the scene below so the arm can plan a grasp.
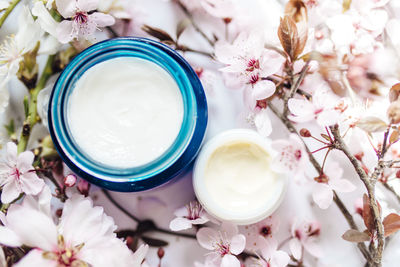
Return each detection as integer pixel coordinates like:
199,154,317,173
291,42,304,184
329,178,356,193
221,254,240,267
196,227,218,250
89,12,115,27
55,0,76,18
312,183,333,209
254,109,272,138
287,98,315,121
32,1,59,37
132,244,149,266
6,142,17,165
252,80,276,100
169,217,192,231
6,206,57,250
230,234,246,255
1,181,21,204
16,151,34,172
56,20,76,44
76,0,98,12
289,238,302,260
271,250,290,267
14,249,56,267
20,172,45,196
221,222,238,238
0,226,22,247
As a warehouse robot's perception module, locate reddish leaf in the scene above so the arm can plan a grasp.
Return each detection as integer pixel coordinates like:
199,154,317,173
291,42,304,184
342,229,370,243
390,129,400,145
278,15,299,61
389,83,400,102
284,0,308,23
383,213,400,237
363,194,375,235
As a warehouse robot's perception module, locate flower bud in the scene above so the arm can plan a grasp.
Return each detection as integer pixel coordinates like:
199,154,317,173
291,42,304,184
77,179,90,197
157,247,165,259
396,170,400,179
388,100,400,124
300,128,311,137
63,174,77,187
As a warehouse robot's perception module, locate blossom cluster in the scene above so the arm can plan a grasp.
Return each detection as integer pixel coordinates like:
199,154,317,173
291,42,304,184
1,0,400,266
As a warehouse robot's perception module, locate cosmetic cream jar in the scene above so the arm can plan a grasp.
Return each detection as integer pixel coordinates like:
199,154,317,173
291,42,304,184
48,38,207,192
193,129,287,225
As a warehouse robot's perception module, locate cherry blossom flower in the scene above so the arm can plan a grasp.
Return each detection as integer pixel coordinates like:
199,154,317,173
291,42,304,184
215,31,284,109
288,87,342,127
55,0,115,43
0,6,42,87
0,142,45,203
244,216,279,251
63,174,77,187
254,237,290,267
312,162,356,209
271,134,308,180
170,201,211,231
196,222,246,267
289,218,322,260
0,192,138,267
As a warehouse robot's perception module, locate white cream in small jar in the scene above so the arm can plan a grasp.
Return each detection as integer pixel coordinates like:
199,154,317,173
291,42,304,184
67,57,184,168
193,129,287,225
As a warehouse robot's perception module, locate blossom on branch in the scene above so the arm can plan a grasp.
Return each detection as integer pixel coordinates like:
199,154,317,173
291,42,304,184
0,142,45,203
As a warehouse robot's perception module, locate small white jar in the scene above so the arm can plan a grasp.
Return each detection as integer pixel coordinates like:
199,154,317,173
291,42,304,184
193,129,287,225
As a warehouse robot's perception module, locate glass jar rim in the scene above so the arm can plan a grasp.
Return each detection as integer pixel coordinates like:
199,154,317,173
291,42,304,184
48,37,208,192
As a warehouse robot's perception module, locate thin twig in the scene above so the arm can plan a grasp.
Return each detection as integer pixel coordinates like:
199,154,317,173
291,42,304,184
268,103,371,262
0,0,21,28
102,189,197,239
382,182,400,205
175,1,215,46
283,60,310,117
330,125,384,266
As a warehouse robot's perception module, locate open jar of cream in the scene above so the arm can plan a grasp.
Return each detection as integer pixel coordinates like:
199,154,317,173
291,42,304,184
193,129,287,225
48,37,207,192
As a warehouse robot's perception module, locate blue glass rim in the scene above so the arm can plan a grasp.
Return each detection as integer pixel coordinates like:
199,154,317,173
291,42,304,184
48,37,208,192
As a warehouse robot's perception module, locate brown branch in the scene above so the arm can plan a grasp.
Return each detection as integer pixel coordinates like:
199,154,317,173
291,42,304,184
268,103,371,262
330,125,384,266
175,1,215,46
283,60,310,117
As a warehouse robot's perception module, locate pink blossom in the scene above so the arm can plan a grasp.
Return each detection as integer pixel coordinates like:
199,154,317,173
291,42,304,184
0,192,137,267
257,237,290,267
170,201,211,231
289,218,322,260
56,0,115,43
196,222,246,267
312,162,356,209
271,134,308,180
0,142,45,203
244,216,279,251
63,174,77,187
288,87,341,126
215,31,284,109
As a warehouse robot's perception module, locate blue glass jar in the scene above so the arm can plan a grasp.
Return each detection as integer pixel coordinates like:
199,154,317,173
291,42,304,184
48,37,208,192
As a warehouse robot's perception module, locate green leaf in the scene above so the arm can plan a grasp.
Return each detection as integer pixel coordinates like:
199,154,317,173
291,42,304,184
4,119,15,137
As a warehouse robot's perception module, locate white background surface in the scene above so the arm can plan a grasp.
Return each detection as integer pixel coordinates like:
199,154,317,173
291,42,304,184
2,0,400,266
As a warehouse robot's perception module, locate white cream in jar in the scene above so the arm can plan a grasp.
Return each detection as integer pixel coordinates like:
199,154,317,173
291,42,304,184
67,57,184,168
193,129,287,225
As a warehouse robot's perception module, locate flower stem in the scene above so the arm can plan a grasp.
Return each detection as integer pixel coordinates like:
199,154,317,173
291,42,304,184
102,189,197,239
0,0,21,28
17,55,55,154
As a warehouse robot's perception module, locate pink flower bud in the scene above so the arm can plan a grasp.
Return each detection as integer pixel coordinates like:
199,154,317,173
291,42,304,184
77,179,90,197
157,247,165,259
63,174,77,187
